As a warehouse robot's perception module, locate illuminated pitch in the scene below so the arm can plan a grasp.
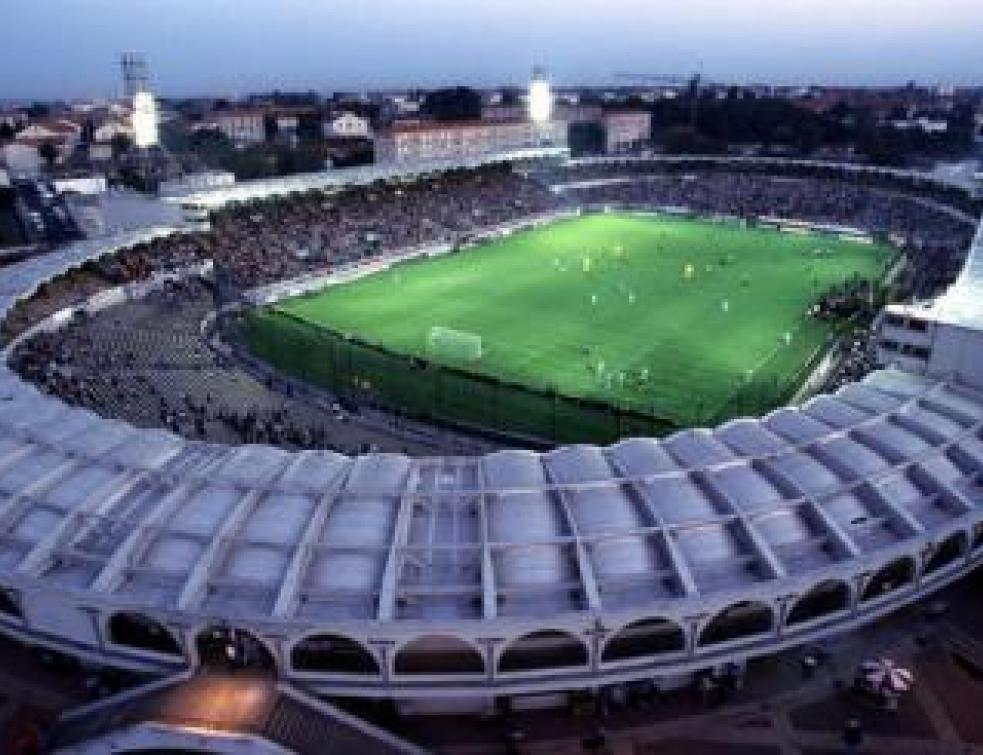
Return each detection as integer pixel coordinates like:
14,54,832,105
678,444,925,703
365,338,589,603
253,213,893,434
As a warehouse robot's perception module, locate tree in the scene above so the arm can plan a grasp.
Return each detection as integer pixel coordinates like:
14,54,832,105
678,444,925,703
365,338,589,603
422,87,482,121
499,87,522,107
657,125,725,155
26,102,50,119
296,112,323,142
263,114,278,143
38,141,59,168
0,122,14,141
111,132,132,158
568,121,605,156
80,118,95,146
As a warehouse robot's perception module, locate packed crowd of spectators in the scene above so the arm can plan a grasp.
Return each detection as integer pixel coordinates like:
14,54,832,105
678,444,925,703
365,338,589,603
4,161,979,451
539,157,982,218
2,165,561,344
549,166,975,300
827,327,882,392
207,165,563,289
10,278,494,455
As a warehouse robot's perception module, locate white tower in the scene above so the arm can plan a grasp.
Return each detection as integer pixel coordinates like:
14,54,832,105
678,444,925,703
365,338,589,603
122,52,159,149
132,90,159,149
528,66,553,124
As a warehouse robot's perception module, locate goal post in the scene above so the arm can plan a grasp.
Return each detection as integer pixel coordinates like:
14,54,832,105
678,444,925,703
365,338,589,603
427,326,483,363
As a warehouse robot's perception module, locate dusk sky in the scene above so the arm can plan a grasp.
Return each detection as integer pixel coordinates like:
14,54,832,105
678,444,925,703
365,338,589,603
2,0,982,100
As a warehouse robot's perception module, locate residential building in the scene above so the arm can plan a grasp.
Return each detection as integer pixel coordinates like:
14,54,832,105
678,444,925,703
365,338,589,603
602,110,652,153
375,119,567,165
213,110,266,145
93,120,134,144
324,112,373,139
14,119,81,163
2,143,42,176
88,143,113,163
0,110,27,130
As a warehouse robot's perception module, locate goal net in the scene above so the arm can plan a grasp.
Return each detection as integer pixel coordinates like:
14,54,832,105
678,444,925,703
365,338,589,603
427,326,483,363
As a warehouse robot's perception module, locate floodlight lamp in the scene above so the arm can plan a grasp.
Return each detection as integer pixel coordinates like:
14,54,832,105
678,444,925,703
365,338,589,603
528,75,552,124
132,90,159,149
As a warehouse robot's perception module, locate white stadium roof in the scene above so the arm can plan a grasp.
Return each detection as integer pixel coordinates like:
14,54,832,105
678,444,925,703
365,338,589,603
0,336,981,624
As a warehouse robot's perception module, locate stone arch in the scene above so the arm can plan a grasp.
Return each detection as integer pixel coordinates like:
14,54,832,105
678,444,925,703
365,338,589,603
196,625,276,672
290,633,379,675
699,601,774,647
602,617,685,662
786,579,851,627
394,635,484,675
108,612,182,657
498,629,588,673
861,556,916,601
923,531,968,576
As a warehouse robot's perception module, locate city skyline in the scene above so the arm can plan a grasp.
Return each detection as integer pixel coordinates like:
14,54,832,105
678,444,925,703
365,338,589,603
2,0,982,100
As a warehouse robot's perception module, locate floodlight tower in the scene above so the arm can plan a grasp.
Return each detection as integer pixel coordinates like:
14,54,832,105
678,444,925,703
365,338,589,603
120,52,149,99
528,66,555,151
528,65,553,124
120,52,160,191
120,52,159,149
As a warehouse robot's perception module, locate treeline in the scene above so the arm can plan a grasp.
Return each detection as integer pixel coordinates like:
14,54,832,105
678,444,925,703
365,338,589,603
648,90,977,165
183,128,372,180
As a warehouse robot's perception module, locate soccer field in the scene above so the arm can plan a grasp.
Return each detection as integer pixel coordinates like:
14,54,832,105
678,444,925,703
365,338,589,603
252,213,893,435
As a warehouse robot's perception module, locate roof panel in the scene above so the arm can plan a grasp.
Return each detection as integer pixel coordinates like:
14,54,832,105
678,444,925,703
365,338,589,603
223,544,289,583
345,454,410,496
641,474,720,524
664,430,735,468
276,450,349,495
715,420,789,456
607,438,680,477
482,450,546,488
769,451,843,496
105,429,185,470
546,445,612,483
321,496,398,548
766,409,834,444
170,485,243,537
819,437,892,479
803,396,871,429
212,445,291,488
240,493,315,544
0,448,68,494
712,465,787,512
143,533,203,574
45,465,119,510
838,383,907,414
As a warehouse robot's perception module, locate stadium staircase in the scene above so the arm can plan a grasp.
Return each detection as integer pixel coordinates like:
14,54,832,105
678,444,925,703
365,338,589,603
46,671,424,754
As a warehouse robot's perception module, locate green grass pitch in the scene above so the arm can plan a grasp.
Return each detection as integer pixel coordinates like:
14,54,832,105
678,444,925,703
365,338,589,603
269,213,893,427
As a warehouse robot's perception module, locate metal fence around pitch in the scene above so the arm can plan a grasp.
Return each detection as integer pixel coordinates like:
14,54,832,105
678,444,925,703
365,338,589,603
243,309,682,445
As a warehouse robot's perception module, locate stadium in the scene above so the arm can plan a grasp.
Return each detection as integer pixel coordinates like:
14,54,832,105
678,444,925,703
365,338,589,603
0,154,982,726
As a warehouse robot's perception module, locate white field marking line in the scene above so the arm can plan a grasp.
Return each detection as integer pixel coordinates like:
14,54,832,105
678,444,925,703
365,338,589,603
712,319,815,414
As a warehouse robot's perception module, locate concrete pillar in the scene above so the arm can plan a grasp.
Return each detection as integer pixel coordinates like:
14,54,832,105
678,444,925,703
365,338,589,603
775,593,796,640
477,637,502,681
585,619,608,672
370,639,395,683
851,571,870,612
684,613,706,656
